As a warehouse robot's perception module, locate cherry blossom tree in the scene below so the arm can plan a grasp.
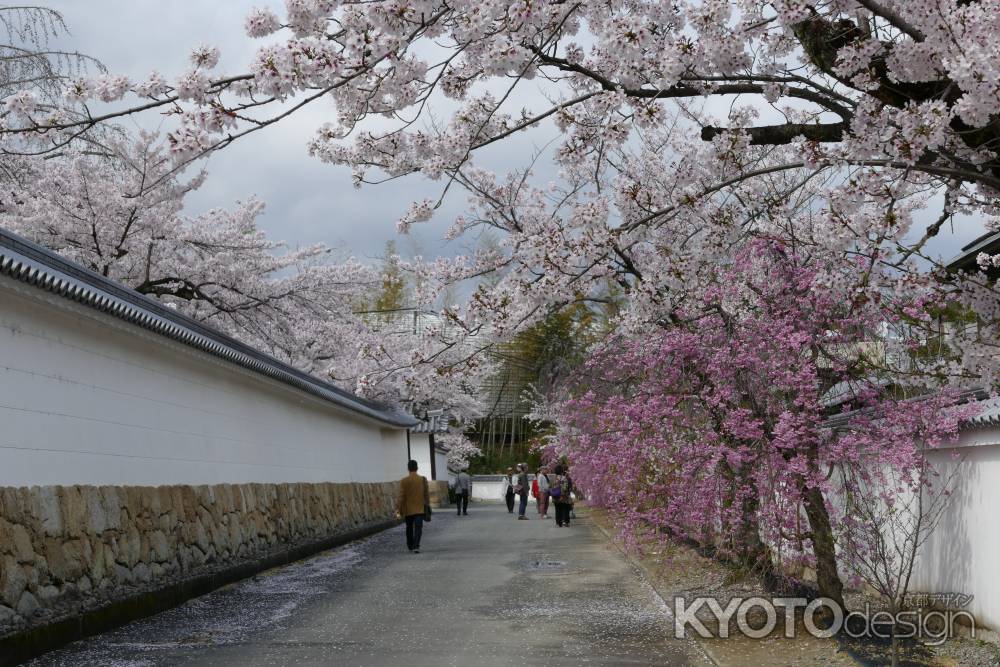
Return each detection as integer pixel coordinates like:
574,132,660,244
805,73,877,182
0,133,489,415
5,1,999,245
550,239,978,605
3,3,999,370
2,135,367,358
0,6,103,103
438,431,482,472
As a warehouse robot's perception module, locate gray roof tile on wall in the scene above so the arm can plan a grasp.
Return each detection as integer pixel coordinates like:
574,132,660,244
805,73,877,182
0,228,417,429
963,396,1000,428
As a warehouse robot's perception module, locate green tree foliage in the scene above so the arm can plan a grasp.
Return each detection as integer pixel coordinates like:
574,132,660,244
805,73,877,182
369,240,408,313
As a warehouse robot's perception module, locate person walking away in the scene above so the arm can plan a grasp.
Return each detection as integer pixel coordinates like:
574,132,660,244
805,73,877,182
537,466,550,519
516,463,530,520
397,460,429,553
531,473,540,514
502,467,515,513
455,467,472,515
550,464,574,527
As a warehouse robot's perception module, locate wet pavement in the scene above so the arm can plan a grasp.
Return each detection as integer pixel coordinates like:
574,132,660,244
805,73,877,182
28,504,710,667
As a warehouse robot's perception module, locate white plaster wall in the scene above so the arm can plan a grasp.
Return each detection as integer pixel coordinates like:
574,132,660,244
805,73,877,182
380,427,410,483
0,278,409,486
471,476,507,502
408,432,433,479
434,447,448,482
910,434,1000,631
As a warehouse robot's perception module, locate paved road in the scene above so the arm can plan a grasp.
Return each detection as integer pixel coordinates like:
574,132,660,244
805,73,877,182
30,504,709,667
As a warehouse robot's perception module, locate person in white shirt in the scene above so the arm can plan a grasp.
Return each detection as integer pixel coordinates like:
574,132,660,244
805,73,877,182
500,467,515,513
536,466,550,518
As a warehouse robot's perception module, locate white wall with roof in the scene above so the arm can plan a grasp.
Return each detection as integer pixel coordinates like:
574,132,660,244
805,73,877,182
908,413,1000,632
434,445,448,484
0,275,411,487
407,432,434,480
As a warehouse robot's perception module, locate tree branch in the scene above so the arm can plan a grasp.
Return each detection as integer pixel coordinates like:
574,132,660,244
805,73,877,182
853,0,926,42
701,122,846,145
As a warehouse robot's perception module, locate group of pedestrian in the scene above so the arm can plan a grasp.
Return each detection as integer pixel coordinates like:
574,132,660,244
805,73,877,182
500,463,574,526
396,458,578,555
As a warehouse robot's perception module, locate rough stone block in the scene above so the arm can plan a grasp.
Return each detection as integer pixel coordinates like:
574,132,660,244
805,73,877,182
227,521,243,552
209,522,228,553
23,563,38,592
158,510,176,534
0,604,16,624
61,581,78,599
33,555,48,581
45,538,87,583
133,563,151,584
1,488,29,525
89,538,106,584
60,487,86,538
193,521,210,554
0,555,27,607
124,525,141,567
112,563,132,585
16,591,39,617
100,487,122,531
83,486,107,534
31,487,62,537
36,585,59,606
149,531,170,563
11,523,34,564
0,519,13,556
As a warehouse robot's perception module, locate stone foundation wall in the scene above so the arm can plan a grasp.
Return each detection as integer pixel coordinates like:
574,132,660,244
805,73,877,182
0,481,400,634
427,480,449,509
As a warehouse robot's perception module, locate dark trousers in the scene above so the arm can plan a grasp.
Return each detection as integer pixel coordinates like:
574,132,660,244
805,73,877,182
555,503,572,526
505,489,515,513
405,514,424,550
456,491,469,514
518,492,529,516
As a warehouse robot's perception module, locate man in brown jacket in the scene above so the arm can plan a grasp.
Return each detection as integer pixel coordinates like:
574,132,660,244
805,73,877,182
397,459,429,553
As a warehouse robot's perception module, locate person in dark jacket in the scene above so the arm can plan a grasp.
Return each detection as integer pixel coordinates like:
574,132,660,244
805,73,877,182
550,464,574,527
454,468,472,515
516,463,530,520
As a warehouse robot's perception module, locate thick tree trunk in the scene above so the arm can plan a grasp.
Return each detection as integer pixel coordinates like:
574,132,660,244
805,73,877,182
720,461,776,583
802,485,845,609
737,494,778,587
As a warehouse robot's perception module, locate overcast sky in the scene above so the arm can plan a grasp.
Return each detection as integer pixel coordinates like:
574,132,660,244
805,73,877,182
43,1,560,265
42,2,978,267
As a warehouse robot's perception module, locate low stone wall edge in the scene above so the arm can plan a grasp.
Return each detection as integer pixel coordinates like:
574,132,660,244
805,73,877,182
0,481,401,643
0,516,399,667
